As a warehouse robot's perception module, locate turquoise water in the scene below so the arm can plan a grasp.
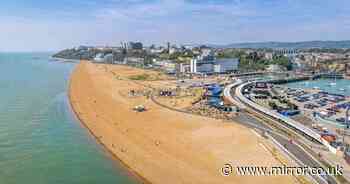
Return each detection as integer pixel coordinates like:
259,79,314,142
0,53,138,184
285,79,350,127
285,79,350,96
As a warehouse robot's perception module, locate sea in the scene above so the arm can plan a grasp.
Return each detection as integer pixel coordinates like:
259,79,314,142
0,53,138,184
285,78,350,96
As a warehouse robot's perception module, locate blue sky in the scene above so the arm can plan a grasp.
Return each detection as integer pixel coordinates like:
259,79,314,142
1,0,350,51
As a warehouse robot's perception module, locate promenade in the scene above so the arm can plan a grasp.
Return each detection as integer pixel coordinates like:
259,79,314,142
69,61,295,184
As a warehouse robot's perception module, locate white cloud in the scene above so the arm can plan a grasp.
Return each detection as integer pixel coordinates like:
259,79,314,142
1,0,350,51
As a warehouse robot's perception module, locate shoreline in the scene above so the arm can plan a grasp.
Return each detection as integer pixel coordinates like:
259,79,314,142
68,61,297,184
51,56,81,63
67,63,150,184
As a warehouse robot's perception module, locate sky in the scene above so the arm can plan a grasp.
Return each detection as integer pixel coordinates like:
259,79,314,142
1,0,350,51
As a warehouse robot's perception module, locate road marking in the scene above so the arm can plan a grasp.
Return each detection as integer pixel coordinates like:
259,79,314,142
259,143,269,153
251,129,262,138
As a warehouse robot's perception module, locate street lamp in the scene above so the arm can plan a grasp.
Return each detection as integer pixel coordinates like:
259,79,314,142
343,105,350,149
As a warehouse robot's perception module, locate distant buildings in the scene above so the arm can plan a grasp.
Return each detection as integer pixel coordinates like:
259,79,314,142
213,58,240,73
75,45,92,51
153,60,177,73
264,52,273,60
124,57,144,66
179,63,190,73
267,64,286,72
190,59,198,73
93,53,113,63
104,54,114,63
167,42,171,54
94,53,104,62
55,42,350,78
273,49,299,57
121,42,143,50
150,47,165,54
129,42,143,50
169,47,178,55
188,58,239,74
197,48,215,61
182,45,195,50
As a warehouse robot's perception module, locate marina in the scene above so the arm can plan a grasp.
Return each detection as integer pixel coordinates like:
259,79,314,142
238,76,350,157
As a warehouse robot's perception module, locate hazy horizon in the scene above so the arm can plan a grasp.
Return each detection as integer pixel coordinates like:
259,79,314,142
3,40,350,53
1,0,350,52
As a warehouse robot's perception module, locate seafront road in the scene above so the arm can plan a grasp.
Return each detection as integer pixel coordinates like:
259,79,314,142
225,82,336,184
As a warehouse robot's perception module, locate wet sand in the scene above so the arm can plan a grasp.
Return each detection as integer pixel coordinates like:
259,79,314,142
69,61,297,184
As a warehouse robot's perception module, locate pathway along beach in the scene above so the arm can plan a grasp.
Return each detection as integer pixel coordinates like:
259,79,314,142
68,61,297,184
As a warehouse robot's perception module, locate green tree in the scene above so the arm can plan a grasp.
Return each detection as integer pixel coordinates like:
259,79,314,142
272,56,293,70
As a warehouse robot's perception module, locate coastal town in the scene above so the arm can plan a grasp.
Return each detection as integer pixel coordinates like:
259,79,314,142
56,41,350,184
54,42,350,76
4,0,350,184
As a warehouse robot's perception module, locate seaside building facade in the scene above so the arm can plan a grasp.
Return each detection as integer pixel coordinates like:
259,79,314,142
189,58,239,74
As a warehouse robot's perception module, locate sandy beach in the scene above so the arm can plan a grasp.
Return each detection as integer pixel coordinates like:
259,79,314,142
69,61,297,184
